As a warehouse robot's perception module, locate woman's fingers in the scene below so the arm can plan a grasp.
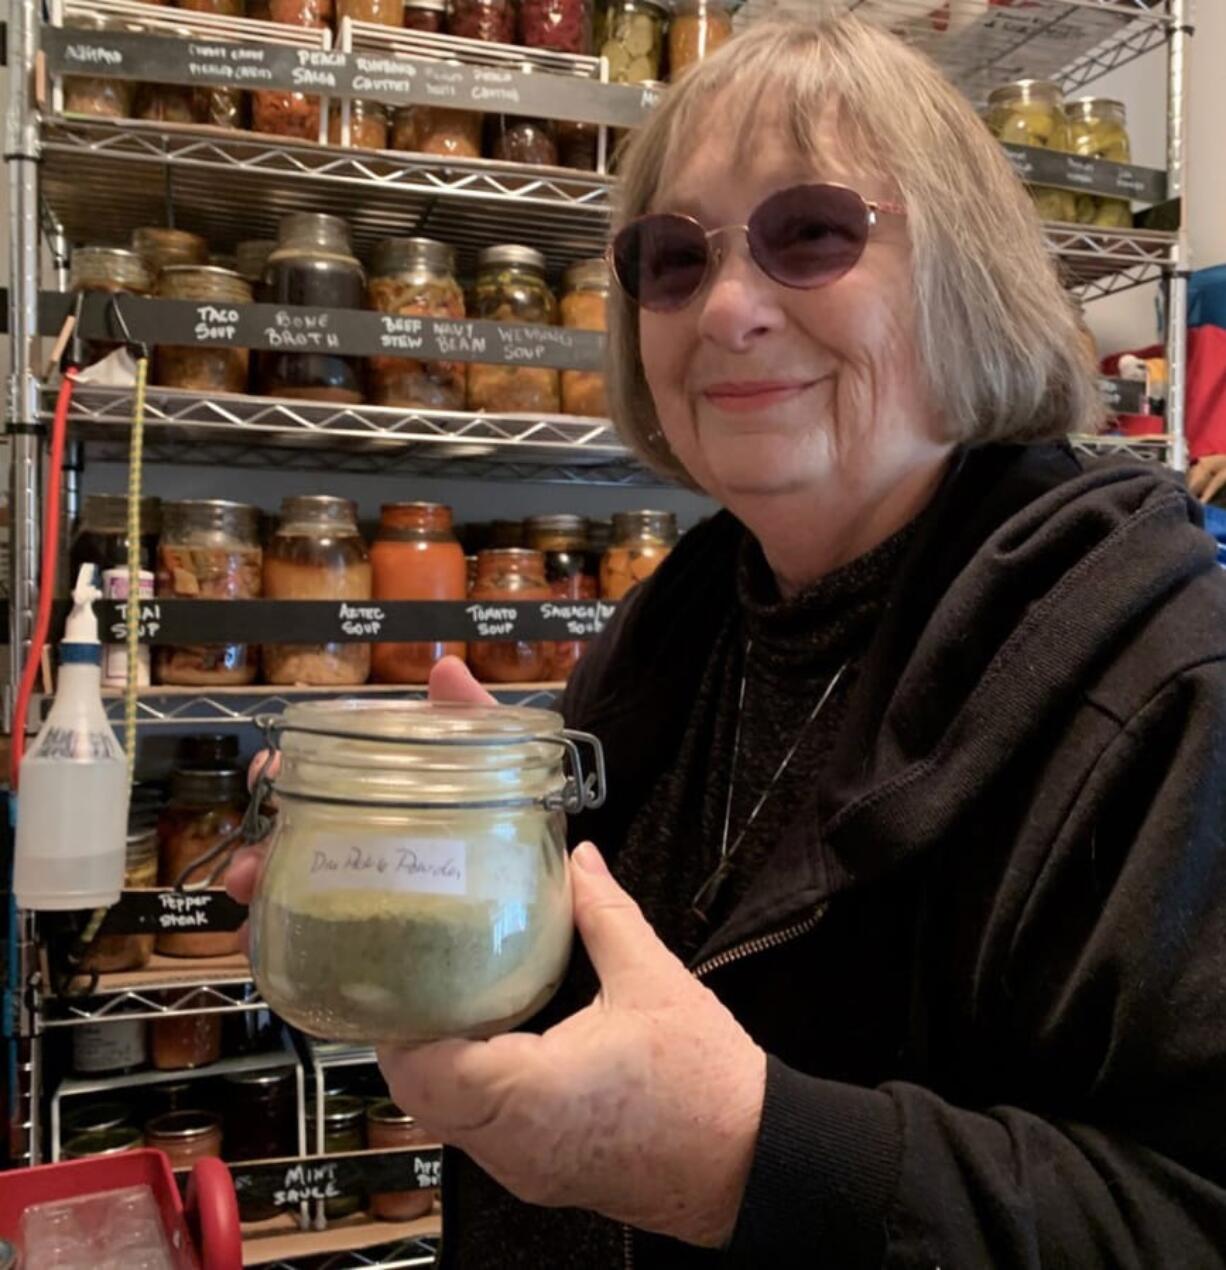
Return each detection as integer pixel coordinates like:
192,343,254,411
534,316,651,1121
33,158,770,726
225,843,265,906
429,656,497,706
1189,455,1226,499
247,750,281,792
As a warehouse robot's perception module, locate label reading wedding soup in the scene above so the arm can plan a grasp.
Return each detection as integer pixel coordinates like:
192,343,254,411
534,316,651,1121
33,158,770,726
306,838,467,897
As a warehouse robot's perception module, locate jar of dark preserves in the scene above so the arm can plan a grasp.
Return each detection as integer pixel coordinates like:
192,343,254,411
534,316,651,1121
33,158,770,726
404,0,445,28
145,1111,223,1170
446,0,514,41
468,548,551,682
490,116,559,166
258,213,366,404
224,1068,299,1219
520,0,591,54
525,514,596,680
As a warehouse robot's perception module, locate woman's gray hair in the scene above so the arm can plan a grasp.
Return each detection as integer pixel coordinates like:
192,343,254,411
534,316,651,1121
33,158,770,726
607,13,1106,485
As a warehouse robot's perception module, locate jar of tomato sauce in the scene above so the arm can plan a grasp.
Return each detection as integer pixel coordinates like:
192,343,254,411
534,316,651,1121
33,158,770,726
468,548,551,683
370,502,467,684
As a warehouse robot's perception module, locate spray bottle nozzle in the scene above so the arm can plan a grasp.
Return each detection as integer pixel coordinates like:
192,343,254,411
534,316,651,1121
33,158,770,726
65,563,102,646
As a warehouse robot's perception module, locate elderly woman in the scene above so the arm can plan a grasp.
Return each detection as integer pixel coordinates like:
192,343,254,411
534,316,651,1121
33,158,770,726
231,13,1226,1267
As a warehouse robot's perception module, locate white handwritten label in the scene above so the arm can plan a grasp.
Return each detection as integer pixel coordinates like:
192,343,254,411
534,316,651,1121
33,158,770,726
273,1162,341,1208
157,891,212,928
466,602,517,638
307,838,467,897
339,601,385,637
414,1156,442,1188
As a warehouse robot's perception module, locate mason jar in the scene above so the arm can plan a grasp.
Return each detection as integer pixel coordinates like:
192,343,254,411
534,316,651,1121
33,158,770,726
131,227,210,276
559,258,609,417
524,514,596,681
249,699,605,1043
600,509,677,599
366,1100,435,1220
367,238,466,409
1065,97,1133,228
600,0,667,83
154,266,253,394
668,0,732,77
985,80,1077,224
306,1095,366,1219
468,548,551,683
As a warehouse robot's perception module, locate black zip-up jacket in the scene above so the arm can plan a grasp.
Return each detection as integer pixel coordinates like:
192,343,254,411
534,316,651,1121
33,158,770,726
441,443,1226,1268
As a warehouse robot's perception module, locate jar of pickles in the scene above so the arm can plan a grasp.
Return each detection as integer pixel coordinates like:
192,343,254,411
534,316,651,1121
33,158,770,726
259,213,366,403
194,85,247,130
327,99,389,149
131,227,210,276
135,84,199,124
263,495,373,686
63,15,136,118
560,258,609,417
404,0,446,28
338,0,402,20
520,0,592,54
447,0,514,41
370,502,468,684
600,509,677,599
490,116,559,166
307,1096,366,1218
601,0,667,83
391,105,483,158
80,825,158,974
1065,97,1132,229
525,514,596,681
156,500,263,687
668,0,731,77
366,1101,435,1220
154,267,253,394
985,80,1077,224
467,246,561,414
367,238,466,409
469,548,551,682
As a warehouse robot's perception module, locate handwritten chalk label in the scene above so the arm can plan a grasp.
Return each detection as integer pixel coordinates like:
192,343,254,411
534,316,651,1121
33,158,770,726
157,891,213,928
107,600,163,643
467,602,517,638
307,838,468,897
338,602,385,637
273,1162,341,1208
415,1156,442,1188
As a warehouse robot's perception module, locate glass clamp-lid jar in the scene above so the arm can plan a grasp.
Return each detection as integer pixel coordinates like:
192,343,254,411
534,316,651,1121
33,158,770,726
248,699,607,1044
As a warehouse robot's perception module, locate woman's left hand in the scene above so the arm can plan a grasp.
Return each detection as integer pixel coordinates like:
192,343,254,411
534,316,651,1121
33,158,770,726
378,841,766,1249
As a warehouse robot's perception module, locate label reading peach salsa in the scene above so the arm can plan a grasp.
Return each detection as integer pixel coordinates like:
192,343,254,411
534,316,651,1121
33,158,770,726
306,838,467,897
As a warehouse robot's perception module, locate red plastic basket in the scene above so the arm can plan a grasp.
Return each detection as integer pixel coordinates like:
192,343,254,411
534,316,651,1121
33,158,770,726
0,1150,242,1269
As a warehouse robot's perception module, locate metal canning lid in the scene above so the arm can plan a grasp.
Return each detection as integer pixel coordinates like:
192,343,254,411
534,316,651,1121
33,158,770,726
159,264,246,281
373,236,456,277
479,547,546,563
366,1097,417,1125
81,493,162,533
987,79,1064,106
278,494,360,525
146,1110,222,1140
62,1125,144,1158
612,509,677,540
525,513,587,534
563,258,609,291
223,1067,294,1089
405,0,447,9
381,500,451,514
62,1100,134,1137
275,211,356,253
478,244,547,273
170,766,247,807
161,498,261,538
1067,96,1127,118
307,1093,367,1126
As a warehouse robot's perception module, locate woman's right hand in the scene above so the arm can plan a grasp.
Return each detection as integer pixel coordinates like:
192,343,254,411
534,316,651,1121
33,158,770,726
224,657,497,913
1189,454,1226,504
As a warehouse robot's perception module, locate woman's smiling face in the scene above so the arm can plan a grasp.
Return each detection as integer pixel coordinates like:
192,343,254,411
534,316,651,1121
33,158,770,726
639,104,946,506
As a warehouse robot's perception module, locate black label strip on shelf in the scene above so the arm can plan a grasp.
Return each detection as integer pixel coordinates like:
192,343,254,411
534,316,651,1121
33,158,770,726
1099,376,1147,416
229,1147,442,1209
41,25,658,128
1000,143,1166,205
38,292,606,372
96,888,247,937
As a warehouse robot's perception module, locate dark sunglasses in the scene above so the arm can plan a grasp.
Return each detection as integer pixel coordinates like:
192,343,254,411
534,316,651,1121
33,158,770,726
609,182,906,313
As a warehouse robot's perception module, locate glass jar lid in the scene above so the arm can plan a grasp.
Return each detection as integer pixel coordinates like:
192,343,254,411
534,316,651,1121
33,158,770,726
146,1111,221,1141
373,237,455,277
307,1093,366,1126
563,258,610,292
71,247,156,292
478,244,547,273
80,494,162,535
170,767,247,807
223,1067,294,1090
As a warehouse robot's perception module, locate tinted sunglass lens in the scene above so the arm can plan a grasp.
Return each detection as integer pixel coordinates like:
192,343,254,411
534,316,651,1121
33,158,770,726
613,215,710,311
749,184,869,288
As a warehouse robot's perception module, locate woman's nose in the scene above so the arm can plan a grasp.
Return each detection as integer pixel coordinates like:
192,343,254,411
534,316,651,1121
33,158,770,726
694,241,786,351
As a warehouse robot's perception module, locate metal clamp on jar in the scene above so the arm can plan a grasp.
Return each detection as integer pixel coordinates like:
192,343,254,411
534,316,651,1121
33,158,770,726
245,699,606,1044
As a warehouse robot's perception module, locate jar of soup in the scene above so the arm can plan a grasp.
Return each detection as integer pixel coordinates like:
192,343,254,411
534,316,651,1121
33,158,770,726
404,0,445,29
72,1020,148,1076
559,258,608,417
151,1010,223,1070
600,509,677,599
156,500,262,687
63,15,136,118
446,0,514,41
131,227,210,276
370,502,467,684
145,1111,223,1170
154,267,253,395
338,0,402,19
306,1095,366,1219
367,238,466,409
525,515,596,681
985,80,1077,224
490,116,559,166
80,826,158,974
467,246,560,414
249,697,604,1042
1066,97,1132,228
193,85,247,128
258,213,366,403
225,1069,299,1219
62,1127,144,1160
601,0,667,83
391,105,482,158
469,548,551,683
263,495,373,686
327,98,389,149
520,0,590,52
156,767,248,956
366,1100,435,1220
668,0,731,77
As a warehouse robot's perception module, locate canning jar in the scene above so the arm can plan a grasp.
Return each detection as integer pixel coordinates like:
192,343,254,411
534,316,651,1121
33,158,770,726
307,1096,366,1219
391,105,482,158
269,0,332,21
520,0,591,53
600,509,677,599
156,500,262,686
467,246,561,414
62,1102,135,1141
366,1100,435,1220
1066,97,1132,228
157,768,248,956
70,247,155,364
404,0,446,28
63,15,136,118
327,99,389,149
985,80,1077,224
601,0,667,83
135,83,199,124
249,697,603,1042
559,258,608,417
668,0,731,77
80,826,158,974
370,502,467,684
263,495,373,686
145,1111,223,1170
556,119,598,170
490,116,559,166
252,88,322,140
151,1010,223,1070
259,213,366,403
338,0,401,20
154,266,253,395
62,1127,144,1161
72,1020,147,1076
193,85,247,129
447,0,514,41
367,238,466,409
469,548,551,683
179,0,246,11
225,1069,299,1219
131,227,210,276
525,514,596,681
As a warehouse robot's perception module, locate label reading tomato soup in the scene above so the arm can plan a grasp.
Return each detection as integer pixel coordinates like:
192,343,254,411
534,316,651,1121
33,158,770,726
306,838,467,897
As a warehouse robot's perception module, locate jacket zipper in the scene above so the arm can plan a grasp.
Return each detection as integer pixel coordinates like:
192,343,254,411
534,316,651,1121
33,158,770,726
621,902,830,1269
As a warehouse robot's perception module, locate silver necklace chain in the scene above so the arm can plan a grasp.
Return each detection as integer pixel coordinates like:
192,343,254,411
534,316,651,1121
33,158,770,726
691,639,851,922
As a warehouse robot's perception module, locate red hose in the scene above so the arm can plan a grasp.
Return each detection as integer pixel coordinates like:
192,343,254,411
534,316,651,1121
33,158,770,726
11,368,77,788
